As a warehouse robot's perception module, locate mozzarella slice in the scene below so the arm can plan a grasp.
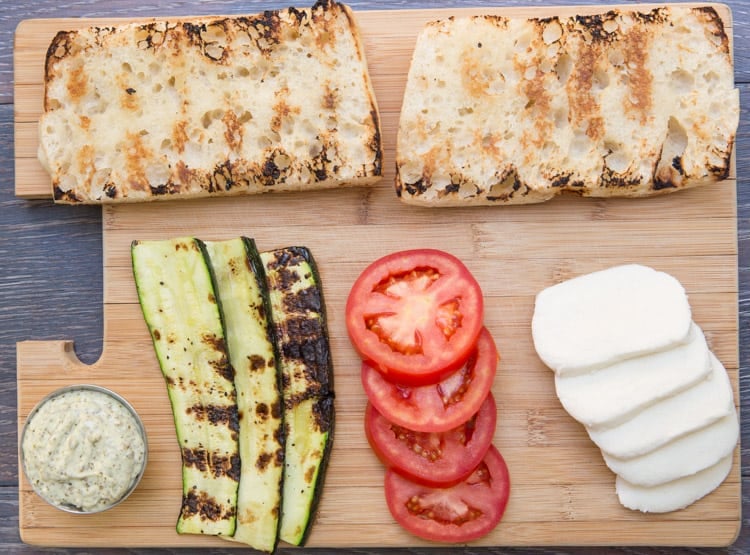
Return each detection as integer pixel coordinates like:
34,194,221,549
603,410,738,487
616,453,734,513
588,353,732,459
554,323,711,428
532,264,692,376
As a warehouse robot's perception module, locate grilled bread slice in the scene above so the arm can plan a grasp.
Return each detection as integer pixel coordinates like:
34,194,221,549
39,1,382,204
395,5,739,206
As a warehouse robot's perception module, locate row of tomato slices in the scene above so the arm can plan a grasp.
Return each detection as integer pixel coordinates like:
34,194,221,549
345,249,511,543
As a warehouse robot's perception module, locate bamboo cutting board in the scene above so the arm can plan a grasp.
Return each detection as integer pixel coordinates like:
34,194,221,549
14,3,741,549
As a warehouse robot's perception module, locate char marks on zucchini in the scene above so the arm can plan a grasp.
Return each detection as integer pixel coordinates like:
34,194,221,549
261,246,334,546
131,237,240,537
203,237,285,553
133,238,335,546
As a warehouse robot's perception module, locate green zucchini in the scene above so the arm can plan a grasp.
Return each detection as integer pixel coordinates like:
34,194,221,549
260,246,335,546
131,237,240,536
203,238,284,553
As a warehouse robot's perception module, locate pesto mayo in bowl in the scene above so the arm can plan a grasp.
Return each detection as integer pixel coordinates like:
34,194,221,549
20,384,147,514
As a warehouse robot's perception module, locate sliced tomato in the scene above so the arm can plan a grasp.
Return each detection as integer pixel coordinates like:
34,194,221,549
362,327,498,433
365,393,496,487
384,444,510,543
346,249,484,385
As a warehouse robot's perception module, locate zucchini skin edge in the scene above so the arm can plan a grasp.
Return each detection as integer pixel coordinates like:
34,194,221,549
131,240,335,546
131,237,241,537
291,247,335,547
212,236,285,553
263,246,335,547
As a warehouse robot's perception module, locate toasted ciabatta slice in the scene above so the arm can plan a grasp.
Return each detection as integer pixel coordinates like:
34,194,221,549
395,5,739,206
39,0,382,204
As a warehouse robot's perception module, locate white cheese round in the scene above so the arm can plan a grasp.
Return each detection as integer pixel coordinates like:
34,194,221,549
532,264,692,375
615,453,733,513
603,410,738,487
554,323,711,428
587,353,733,459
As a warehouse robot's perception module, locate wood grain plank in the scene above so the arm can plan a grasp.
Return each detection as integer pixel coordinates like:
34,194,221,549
101,254,742,306
91,182,738,225
12,2,742,551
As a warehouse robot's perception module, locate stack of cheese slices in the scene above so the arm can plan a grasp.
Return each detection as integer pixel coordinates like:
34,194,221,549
531,264,739,513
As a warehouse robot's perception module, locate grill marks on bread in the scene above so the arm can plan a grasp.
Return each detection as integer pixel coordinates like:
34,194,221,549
395,6,739,206
40,1,382,204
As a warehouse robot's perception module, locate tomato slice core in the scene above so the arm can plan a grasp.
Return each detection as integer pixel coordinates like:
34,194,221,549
362,327,498,432
365,393,497,487
346,249,484,385
384,444,510,543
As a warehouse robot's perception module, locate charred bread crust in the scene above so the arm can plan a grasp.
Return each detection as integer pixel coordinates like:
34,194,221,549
39,1,383,204
396,5,739,206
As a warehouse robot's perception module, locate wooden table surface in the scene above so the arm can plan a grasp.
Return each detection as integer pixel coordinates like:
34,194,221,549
1,0,748,554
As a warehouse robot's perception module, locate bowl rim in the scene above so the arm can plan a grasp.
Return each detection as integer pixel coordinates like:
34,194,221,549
20,383,149,514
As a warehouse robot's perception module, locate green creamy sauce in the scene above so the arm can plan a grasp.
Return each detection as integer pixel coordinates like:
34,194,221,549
22,389,146,512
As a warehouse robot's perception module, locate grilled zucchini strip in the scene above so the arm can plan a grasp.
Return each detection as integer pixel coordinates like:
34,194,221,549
204,238,284,553
131,237,240,537
261,247,335,546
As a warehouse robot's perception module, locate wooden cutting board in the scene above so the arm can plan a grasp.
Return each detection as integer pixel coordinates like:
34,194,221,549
14,3,741,549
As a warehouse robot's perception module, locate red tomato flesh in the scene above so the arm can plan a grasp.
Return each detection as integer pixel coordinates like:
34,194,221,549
384,444,510,543
365,393,496,487
346,249,484,385
362,327,498,433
